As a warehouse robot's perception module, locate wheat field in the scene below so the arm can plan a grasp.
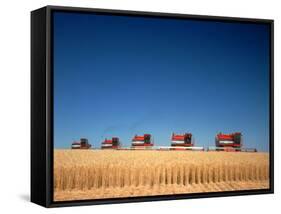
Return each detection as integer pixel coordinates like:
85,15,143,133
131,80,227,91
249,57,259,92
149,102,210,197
54,150,269,201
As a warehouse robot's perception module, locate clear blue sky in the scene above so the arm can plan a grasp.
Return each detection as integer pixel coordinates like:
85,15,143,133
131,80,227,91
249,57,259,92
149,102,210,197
53,11,270,151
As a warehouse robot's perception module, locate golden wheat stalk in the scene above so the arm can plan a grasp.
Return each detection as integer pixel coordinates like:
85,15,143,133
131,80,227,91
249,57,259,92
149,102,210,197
54,150,269,191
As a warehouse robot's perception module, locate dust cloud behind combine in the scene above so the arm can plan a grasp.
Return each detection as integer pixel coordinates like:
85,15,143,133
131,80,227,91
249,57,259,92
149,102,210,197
54,150,269,201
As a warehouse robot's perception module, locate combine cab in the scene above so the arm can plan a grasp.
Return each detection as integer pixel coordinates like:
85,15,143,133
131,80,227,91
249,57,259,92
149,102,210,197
131,134,153,149
101,137,120,149
208,132,257,152
71,138,91,149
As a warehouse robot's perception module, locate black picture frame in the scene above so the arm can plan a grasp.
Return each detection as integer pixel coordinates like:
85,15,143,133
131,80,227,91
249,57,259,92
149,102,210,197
31,5,274,208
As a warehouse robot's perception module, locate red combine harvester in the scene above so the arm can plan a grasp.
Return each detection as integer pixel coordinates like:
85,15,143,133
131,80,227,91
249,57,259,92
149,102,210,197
168,133,203,151
157,133,203,151
216,132,242,150
101,137,120,149
171,133,193,147
71,138,91,149
208,132,257,152
131,134,153,149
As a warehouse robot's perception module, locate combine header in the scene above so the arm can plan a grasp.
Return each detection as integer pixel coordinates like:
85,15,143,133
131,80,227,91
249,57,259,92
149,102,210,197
71,138,91,149
158,133,203,151
131,134,154,150
101,137,120,149
208,132,257,152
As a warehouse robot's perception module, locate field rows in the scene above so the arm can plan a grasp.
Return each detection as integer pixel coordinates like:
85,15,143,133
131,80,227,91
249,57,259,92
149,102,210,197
54,150,269,201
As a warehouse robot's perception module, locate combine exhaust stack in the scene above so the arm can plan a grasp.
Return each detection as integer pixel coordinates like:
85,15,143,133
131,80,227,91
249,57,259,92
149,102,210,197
71,138,91,149
101,137,120,149
131,134,153,149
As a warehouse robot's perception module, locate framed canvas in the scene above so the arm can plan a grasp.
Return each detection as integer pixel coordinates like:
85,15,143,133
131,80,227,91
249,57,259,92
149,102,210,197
31,5,274,207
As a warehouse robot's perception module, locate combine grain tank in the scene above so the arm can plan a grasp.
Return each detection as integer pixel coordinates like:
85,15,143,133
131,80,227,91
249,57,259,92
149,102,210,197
71,138,91,149
131,134,153,149
101,137,120,149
